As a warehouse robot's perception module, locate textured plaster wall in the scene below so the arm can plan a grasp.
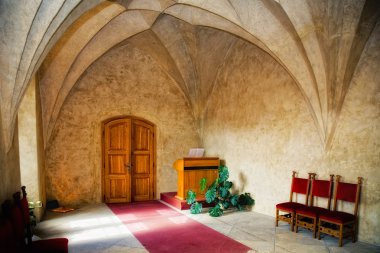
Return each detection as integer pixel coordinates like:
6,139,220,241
203,33,380,244
18,76,45,221
45,43,200,207
0,118,21,205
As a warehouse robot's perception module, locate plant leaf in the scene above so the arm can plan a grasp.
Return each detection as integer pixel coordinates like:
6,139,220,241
238,193,255,206
209,204,223,217
221,200,230,209
186,190,196,205
199,178,207,192
219,186,230,198
205,188,216,203
190,202,202,214
218,166,229,182
230,194,239,206
224,181,233,189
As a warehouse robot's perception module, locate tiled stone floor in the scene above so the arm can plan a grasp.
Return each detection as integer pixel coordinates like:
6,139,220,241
34,202,379,253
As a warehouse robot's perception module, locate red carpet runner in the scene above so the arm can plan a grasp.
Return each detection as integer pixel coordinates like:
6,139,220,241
108,201,251,253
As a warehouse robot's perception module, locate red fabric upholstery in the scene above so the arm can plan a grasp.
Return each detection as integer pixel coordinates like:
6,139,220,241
30,238,69,253
21,197,30,224
336,182,358,202
0,219,17,253
276,202,305,212
10,205,26,245
319,211,356,224
292,178,309,194
312,179,331,198
296,206,329,217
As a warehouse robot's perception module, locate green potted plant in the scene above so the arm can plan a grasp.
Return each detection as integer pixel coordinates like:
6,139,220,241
186,165,254,217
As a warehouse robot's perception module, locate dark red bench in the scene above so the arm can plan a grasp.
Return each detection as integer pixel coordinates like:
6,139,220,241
0,187,68,253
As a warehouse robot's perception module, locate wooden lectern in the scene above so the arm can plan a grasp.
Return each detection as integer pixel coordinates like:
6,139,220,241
173,157,219,200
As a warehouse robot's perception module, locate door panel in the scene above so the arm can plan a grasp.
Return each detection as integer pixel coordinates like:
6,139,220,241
108,155,127,174
104,119,131,203
132,120,154,201
135,155,150,174
104,117,155,203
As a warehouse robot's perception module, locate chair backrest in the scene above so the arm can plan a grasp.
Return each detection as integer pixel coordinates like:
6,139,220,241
10,193,26,246
20,186,30,224
333,175,363,216
289,171,313,205
0,218,17,253
309,175,334,209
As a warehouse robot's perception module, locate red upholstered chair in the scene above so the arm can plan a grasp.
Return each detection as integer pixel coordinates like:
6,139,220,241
295,174,334,238
275,171,313,231
12,190,69,253
0,201,18,253
21,186,33,244
318,176,362,247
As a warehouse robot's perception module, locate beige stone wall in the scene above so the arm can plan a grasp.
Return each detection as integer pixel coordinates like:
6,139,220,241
18,76,45,221
45,43,200,207
0,118,21,205
203,33,380,244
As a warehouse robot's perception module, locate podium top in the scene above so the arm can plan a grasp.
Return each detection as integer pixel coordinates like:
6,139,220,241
173,157,219,171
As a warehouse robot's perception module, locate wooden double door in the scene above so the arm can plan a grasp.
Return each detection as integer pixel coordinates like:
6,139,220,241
103,117,155,203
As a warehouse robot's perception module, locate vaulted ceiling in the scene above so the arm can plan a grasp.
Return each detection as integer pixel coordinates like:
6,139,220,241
1,0,379,151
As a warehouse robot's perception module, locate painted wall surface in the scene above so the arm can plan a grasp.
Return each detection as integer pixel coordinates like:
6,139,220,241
0,118,21,205
45,43,200,207
203,35,380,244
18,76,45,221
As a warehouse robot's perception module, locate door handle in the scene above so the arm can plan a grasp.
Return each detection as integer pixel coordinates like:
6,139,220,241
125,163,131,171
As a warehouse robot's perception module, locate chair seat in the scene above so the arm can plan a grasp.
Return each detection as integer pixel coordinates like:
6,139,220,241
296,206,329,217
276,202,305,212
30,238,69,253
0,219,17,253
319,211,356,224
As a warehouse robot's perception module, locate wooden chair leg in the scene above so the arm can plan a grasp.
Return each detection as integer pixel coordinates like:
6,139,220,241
295,214,299,233
313,217,317,238
317,220,321,240
339,224,343,247
275,209,279,227
290,211,295,232
352,222,357,243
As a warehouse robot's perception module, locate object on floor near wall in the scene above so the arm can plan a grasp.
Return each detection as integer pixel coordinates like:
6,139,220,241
173,157,219,200
46,200,59,210
318,176,363,247
275,171,313,231
187,165,255,217
46,199,74,213
50,207,75,213
295,174,334,238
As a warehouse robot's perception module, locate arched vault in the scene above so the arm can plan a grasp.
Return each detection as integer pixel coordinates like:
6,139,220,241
1,0,379,151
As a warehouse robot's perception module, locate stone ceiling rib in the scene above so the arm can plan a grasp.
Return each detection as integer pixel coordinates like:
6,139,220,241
325,0,380,148
127,29,191,107
0,0,41,151
167,1,326,144
12,0,65,110
1,0,378,151
1,0,103,151
273,0,327,141
44,10,156,146
15,0,96,110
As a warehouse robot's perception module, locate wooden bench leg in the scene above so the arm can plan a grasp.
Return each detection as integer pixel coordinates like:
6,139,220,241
313,217,317,238
275,209,279,227
339,224,343,247
352,222,357,243
317,219,322,240
290,211,295,232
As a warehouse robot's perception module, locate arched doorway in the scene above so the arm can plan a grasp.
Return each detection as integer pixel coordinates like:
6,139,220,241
102,116,156,203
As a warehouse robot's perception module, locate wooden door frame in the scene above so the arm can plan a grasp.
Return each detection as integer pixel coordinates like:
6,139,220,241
101,115,156,203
